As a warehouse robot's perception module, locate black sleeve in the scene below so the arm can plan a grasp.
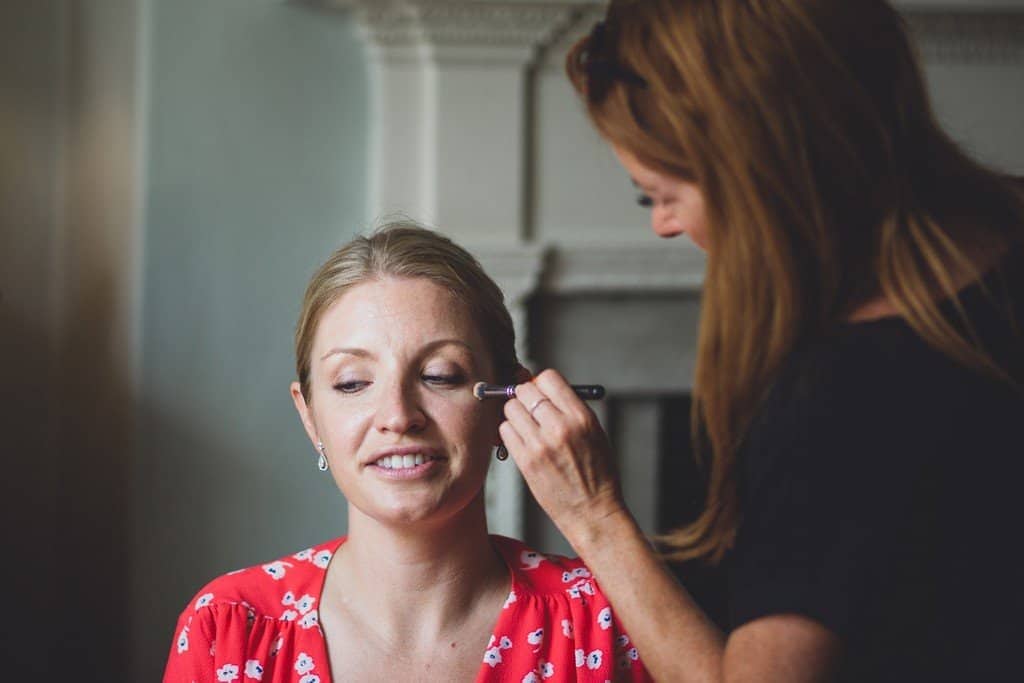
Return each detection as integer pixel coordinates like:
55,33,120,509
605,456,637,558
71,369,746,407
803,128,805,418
727,348,930,641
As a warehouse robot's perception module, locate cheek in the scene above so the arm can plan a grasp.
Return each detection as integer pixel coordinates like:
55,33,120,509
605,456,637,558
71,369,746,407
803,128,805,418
436,400,501,448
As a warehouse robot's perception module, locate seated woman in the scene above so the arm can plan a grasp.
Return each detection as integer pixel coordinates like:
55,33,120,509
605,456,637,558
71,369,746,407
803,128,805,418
164,223,651,682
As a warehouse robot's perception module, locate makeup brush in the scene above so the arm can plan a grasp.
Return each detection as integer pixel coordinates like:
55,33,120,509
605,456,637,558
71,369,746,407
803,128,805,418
472,382,605,401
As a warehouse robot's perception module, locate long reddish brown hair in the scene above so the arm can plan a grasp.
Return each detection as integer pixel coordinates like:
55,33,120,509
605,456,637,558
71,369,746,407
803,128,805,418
567,0,1024,562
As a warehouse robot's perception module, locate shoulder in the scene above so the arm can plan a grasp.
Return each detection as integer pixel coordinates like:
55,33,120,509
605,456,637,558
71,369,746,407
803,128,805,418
490,535,618,636
179,537,343,626
491,535,598,598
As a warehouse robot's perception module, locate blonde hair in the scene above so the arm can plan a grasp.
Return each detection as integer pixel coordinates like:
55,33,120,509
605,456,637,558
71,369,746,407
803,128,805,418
567,0,1024,562
295,221,519,402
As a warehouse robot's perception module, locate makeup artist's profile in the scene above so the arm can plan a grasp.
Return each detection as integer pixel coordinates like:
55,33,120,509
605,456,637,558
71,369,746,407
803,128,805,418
498,1,1024,681
162,223,653,681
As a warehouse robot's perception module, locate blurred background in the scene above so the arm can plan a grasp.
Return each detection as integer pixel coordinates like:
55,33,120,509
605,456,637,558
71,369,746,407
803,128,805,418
1,0,1021,680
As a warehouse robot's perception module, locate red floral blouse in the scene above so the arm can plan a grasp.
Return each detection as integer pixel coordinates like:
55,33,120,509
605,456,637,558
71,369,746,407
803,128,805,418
164,535,652,682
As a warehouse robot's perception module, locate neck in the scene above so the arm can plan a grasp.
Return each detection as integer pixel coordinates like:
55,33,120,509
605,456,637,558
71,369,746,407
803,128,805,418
325,494,508,643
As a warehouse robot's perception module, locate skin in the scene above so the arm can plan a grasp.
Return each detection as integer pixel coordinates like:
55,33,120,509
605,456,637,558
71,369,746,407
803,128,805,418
614,145,710,248
499,149,853,681
290,277,511,682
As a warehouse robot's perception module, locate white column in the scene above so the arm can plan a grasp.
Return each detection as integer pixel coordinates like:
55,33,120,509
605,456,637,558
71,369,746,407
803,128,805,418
326,0,589,537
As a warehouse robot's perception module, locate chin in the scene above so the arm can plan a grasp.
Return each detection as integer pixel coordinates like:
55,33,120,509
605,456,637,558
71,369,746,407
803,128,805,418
374,488,484,530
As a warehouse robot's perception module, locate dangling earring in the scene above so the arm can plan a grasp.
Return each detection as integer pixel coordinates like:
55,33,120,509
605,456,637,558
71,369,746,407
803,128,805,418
495,444,509,461
316,441,329,472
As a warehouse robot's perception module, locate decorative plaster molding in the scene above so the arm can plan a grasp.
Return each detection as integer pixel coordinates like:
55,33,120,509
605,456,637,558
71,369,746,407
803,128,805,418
906,11,1024,64
538,5,1024,68
318,1,588,58
542,242,706,293
473,240,705,298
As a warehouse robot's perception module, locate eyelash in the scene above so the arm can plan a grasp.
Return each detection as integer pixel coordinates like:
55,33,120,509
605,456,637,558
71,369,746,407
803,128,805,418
636,193,654,208
332,374,465,394
423,373,465,387
333,381,369,394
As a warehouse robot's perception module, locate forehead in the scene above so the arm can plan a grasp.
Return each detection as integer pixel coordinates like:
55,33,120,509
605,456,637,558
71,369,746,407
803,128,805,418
314,277,482,351
612,145,670,186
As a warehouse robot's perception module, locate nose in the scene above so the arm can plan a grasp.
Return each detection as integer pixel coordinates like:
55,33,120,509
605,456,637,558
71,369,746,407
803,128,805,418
651,206,683,238
374,380,426,434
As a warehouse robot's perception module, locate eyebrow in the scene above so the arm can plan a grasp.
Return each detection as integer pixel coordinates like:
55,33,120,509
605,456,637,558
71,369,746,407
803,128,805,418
631,177,653,193
319,338,477,362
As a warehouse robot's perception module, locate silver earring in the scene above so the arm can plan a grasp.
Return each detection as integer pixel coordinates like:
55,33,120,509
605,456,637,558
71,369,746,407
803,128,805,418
495,444,508,461
316,441,329,472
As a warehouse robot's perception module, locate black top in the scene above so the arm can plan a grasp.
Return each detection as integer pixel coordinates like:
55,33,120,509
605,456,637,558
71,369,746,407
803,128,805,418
728,245,1024,681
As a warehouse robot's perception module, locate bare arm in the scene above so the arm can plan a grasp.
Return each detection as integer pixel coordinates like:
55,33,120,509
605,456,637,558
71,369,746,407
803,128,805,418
500,369,842,682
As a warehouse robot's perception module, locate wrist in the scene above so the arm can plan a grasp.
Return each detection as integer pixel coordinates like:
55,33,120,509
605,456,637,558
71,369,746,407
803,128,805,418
563,503,643,559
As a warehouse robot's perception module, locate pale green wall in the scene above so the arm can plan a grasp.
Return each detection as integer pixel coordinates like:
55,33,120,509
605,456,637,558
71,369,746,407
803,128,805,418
132,1,368,678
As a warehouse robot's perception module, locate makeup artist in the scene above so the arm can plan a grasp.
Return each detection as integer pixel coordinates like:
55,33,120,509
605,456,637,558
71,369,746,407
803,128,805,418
497,1,1024,681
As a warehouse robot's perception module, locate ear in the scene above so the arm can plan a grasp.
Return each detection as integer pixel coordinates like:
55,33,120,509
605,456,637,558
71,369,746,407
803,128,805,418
290,381,320,450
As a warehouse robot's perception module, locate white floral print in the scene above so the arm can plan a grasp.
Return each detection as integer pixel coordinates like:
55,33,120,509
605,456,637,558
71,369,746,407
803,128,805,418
567,579,596,599
503,590,517,609
526,660,555,679
561,619,573,638
281,591,296,606
299,676,320,683
575,649,586,668
586,650,604,670
522,673,541,683
598,606,613,630
280,609,298,621
262,561,292,580
195,593,215,610
295,594,316,615
176,625,189,654
244,659,264,680
216,663,240,682
298,610,319,630
520,550,544,570
312,549,331,569
616,634,630,648
292,548,313,561
294,652,315,675
483,647,503,668
527,627,544,652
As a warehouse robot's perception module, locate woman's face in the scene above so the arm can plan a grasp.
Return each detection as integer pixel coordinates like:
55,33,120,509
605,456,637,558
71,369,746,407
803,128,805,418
291,277,502,528
613,145,709,250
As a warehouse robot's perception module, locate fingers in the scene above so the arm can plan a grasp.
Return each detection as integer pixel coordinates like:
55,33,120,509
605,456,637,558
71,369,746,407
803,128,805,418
512,380,562,424
532,368,587,415
501,369,597,461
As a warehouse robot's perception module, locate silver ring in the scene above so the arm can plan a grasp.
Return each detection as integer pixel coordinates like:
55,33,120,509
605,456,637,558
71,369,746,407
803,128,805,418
528,397,551,418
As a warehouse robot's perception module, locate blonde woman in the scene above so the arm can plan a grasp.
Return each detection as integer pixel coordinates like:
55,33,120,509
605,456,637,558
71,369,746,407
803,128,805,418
163,224,652,682
500,1,1024,681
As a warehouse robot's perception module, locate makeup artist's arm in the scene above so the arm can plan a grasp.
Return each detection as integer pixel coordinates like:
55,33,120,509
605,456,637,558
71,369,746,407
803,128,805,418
499,369,841,683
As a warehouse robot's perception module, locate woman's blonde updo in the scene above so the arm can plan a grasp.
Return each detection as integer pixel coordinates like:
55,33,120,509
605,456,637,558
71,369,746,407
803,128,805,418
295,221,519,402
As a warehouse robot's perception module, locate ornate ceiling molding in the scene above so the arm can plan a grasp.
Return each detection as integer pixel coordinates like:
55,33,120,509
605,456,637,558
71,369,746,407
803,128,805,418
906,11,1024,64
316,1,589,56
308,2,1024,66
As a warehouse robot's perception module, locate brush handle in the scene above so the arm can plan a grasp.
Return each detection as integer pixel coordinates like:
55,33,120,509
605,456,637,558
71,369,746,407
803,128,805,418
474,382,605,401
569,385,605,400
